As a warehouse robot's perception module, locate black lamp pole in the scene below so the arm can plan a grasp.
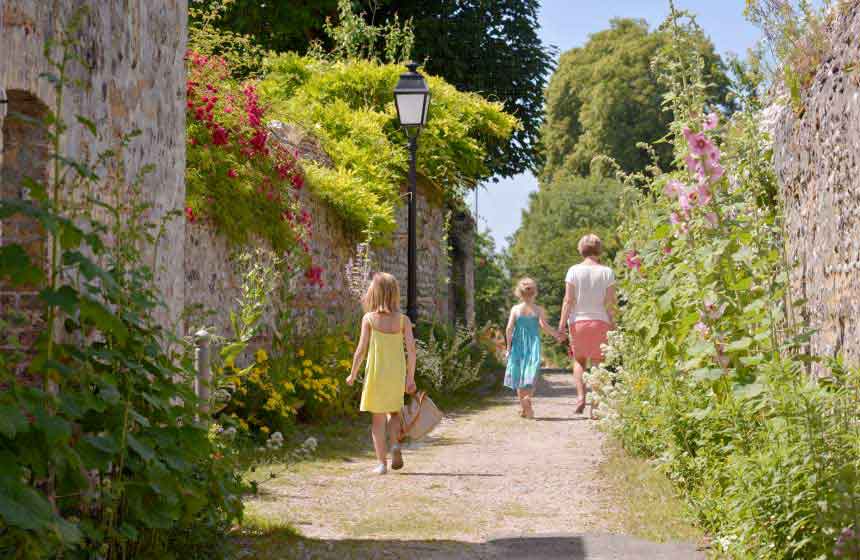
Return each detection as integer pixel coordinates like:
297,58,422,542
393,61,430,325
406,132,418,325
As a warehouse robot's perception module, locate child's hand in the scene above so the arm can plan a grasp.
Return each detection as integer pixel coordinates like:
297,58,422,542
405,378,417,394
346,374,357,386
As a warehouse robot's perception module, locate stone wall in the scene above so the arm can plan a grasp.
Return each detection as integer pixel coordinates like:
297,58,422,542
773,2,860,369
0,1,188,334
184,126,476,343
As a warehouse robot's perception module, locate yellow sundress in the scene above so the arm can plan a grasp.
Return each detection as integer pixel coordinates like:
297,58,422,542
359,314,407,413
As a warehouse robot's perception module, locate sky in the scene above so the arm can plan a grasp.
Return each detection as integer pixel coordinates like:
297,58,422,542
470,0,764,249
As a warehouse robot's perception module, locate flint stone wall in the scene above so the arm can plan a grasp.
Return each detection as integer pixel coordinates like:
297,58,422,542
0,1,188,337
773,1,860,370
184,124,474,343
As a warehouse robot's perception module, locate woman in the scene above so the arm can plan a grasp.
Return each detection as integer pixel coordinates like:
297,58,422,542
558,234,617,415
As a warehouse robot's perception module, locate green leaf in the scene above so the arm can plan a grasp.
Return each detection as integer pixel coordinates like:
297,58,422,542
732,382,764,400
39,286,80,313
0,244,44,286
0,478,56,531
127,433,156,463
0,405,30,437
75,115,97,136
725,337,753,352
692,368,724,381
79,298,128,344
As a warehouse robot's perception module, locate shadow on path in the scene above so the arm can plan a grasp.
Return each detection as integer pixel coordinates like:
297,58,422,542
237,531,704,559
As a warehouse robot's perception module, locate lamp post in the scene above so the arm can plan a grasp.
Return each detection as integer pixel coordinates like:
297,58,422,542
393,62,430,325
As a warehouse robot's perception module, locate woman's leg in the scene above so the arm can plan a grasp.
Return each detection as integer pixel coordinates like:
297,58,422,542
516,388,528,415
573,357,588,412
370,413,388,465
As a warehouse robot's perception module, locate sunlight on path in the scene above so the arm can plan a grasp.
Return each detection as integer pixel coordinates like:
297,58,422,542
242,373,704,559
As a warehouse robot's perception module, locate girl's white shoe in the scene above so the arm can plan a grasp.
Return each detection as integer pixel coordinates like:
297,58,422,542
372,463,388,475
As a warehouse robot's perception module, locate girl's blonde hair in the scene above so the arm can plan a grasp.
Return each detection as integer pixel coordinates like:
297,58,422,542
362,272,401,313
578,233,603,258
514,277,537,300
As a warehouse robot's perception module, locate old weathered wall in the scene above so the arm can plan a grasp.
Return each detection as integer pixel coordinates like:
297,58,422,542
773,2,860,368
183,124,474,343
373,177,452,324
0,1,188,334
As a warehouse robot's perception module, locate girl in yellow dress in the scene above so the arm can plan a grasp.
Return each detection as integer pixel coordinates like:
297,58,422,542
346,272,417,475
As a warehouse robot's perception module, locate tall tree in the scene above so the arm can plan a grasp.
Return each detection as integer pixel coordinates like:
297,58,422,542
541,18,731,184
375,0,554,178
508,173,623,324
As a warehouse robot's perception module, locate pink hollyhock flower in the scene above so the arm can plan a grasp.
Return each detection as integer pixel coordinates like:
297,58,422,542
670,212,682,225
703,297,726,320
664,179,684,198
683,127,713,157
227,168,238,178
212,126,228,146
694,322,710,337
705,212,719,227
291,174,304,190
250,130,268,151
625,251,642,272
678,189,692,212
705,161,725,183
685,155,704,176
185,207,196,223
703,112,719,130
697,183,712,206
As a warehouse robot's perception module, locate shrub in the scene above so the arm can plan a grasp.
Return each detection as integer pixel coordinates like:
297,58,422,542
0,28,242,558
414,323,487,404
185,51,311,264
591,8,860,559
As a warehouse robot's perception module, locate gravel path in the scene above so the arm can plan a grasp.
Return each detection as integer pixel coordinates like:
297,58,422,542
243,372,705,559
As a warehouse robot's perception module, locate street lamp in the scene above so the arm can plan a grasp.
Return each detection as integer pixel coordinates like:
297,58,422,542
393,62,430,324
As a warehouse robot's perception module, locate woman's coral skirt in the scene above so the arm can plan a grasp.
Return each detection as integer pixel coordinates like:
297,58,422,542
568,320,611,363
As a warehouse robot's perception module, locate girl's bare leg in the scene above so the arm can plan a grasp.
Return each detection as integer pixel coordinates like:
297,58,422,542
386,412,400,450
516,388,528,415
371,413,388,465
388,412,404,469
573,358,587,412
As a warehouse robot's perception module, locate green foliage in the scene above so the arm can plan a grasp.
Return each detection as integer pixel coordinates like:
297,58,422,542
474,230,511,328
414,323,487,406
374,0,555,177
311,0,414,64
541,17,732,184
260,54,518,241
0,27,242,558
188,0,267,79
509,173,623,326
744,0,835,113
185,52,311,261
190,0,552,178
589,8,860,558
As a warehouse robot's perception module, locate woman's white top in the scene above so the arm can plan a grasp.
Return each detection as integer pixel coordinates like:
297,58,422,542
565,263,615,324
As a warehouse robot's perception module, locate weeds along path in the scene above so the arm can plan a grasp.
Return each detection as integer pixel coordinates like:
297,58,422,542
239,372,704,559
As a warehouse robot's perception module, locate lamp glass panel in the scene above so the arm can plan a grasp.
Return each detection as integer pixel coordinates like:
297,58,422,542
396,93,426,126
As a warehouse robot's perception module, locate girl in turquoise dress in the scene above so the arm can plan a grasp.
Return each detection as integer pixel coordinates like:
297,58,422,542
504,278,564,418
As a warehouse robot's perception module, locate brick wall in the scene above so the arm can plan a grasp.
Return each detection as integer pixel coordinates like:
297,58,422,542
773,2,860,370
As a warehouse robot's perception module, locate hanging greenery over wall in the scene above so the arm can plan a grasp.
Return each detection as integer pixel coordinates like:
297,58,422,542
259,54,518,242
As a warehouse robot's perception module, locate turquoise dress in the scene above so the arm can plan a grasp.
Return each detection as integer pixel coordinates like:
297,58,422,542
504,314,541,390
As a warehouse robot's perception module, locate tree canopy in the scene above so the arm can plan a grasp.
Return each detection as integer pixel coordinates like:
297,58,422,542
540,18,731,184
508,173,623,324
191,0,553,179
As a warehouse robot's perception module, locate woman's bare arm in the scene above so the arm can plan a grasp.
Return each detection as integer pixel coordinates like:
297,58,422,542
559,282,576,333
604,285,618,328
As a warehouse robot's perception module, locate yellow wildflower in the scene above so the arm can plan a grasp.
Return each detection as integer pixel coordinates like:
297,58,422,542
255,349,268,363
298,348,305,357
339,359,352,369
260,426,270,434
302,359,312,367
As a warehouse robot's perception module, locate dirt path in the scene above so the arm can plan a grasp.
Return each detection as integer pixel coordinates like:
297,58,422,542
241,372,704,559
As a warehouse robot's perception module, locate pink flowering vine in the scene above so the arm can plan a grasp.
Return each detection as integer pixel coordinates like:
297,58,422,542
625,251,642,272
